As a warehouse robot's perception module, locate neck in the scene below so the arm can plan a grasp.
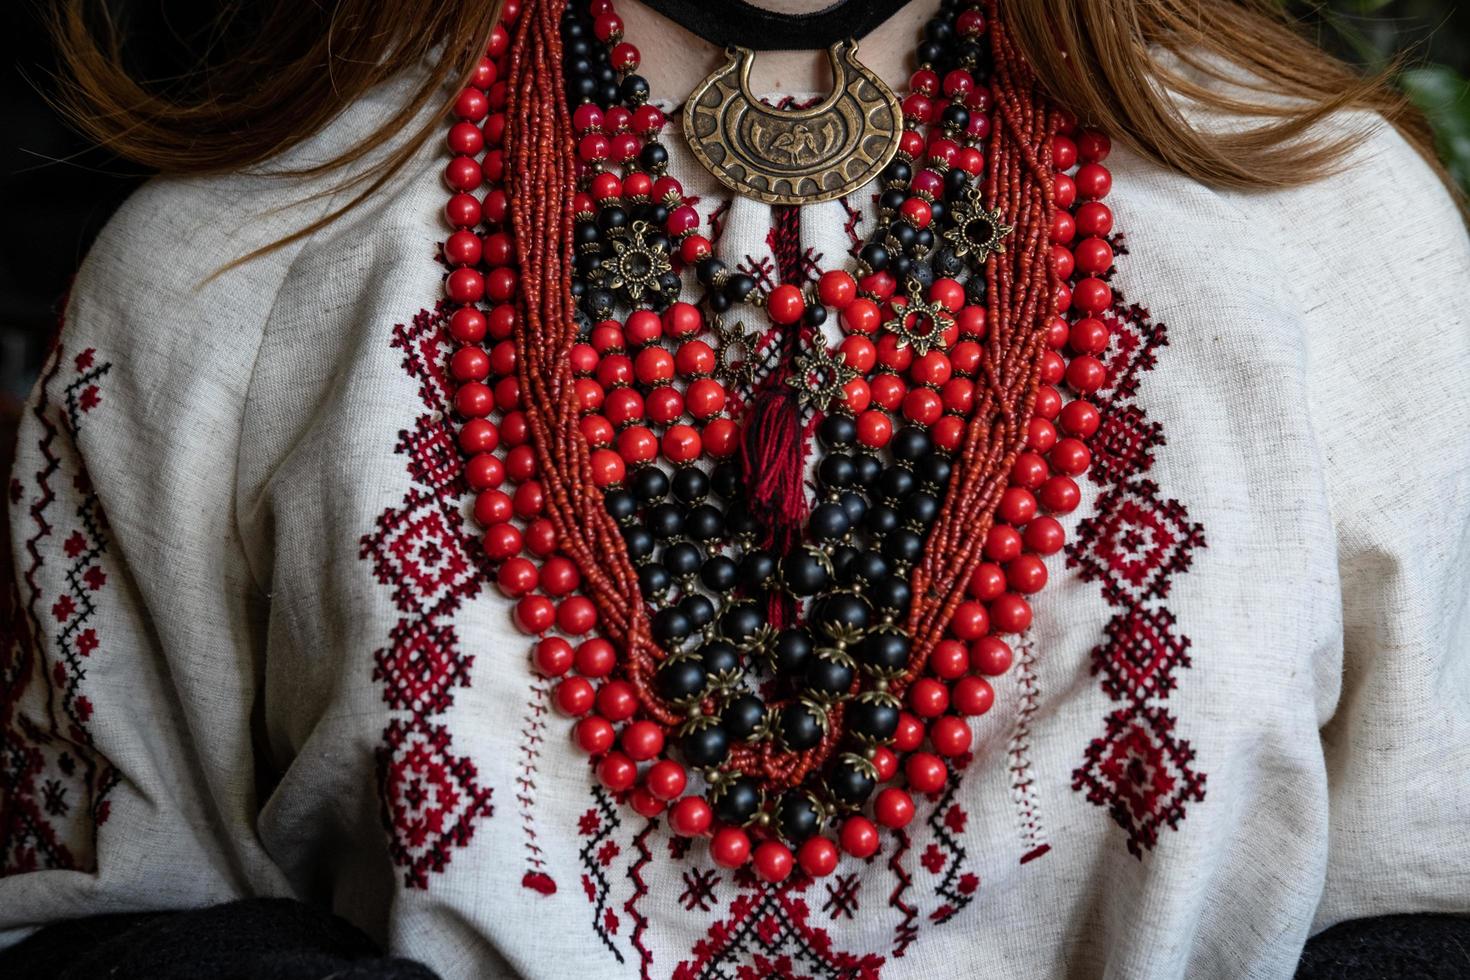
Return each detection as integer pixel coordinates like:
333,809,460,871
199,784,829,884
620,0,936,98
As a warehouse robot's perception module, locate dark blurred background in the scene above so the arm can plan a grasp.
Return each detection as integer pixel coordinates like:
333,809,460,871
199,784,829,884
0,0,1467,411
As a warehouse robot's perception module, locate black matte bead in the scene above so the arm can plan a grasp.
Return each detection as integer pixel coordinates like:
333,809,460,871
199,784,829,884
781,550,830,596
622,525,654,560
652,607,693,643
723,693,766,740
917,453,952,487
738,550,777,591
724,274,757,302
647,502,684,538
809,501,850,539
726,503,760,537
777,792,821,841
639,142,668,170
860,243,889,272
812,593,870,632
721,602,763,643
883,527,925,565
882,160,913,185
865,504,901,536
891,427,933,462
819,414,857,447
696,257,728,286
868,575,912,612
804,304,828,328
853,452,883,487
604,488,637,521
699,640,740,678
805,656,855,697
878,467,917,500
663,541,702,577
904,492,941,526
671,467,710,504
656,659,708,701
779,703,824,751
634,466,669,500
848,550,890,584
700,554,739,592
773,628,814,676
711,462,741,499
839,491,867,525
827,759,876,805
682,725,731,768
619,74,650,103
681,593,716,630
637,563,671,597
848,699,900,741
858,629,910,671
714,777,760,823
829,544,859,580
817,453,855,489
597,207,628,233
686,504,725,541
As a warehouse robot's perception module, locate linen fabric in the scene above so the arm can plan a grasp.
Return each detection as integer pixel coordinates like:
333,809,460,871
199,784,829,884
2,53,1468,980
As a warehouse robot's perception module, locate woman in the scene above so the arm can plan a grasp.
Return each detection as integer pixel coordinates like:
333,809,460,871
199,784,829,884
2,0,1467,976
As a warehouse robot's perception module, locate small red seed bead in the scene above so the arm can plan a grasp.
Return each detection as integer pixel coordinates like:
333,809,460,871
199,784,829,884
753,841,794,883
596,751,637,792
533,636,574,677
840,816,880,858
669,796,713,836
575,715,615,755
875,787,916,829
645,759,687,801
798,836,839,877
905,751,948,794
596,680,638,721
929,715,973,757
711,827,751,868
555,676,595,716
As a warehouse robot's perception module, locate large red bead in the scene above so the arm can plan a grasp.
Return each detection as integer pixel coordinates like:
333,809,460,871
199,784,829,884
970,636,1014,676
767,284,806,325
798,836,839,878
989,593,1033,634
874,787,915,829
953,676,995,716
669,796,713,836
596,751,637,792
575,716,615,755
905,751,948,794
929,716,973,757
840,816,880,858
645,760,687,801
533,637,574,677
554,676,595,716
753,841,794,883
908,677,950,718
596,680,638,721
621,720,664,761
1023,515,1066,555
711,827,751,868
514,595,556,633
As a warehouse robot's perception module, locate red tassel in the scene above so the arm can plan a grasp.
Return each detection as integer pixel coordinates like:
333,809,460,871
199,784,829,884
741,381,809,557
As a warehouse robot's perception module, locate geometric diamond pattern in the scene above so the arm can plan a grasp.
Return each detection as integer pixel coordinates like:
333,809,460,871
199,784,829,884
1066,299,1209,859
1071,703,1206,858
373,619,473,714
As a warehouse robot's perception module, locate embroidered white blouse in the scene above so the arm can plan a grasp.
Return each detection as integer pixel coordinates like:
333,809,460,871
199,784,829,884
2,54,1468,980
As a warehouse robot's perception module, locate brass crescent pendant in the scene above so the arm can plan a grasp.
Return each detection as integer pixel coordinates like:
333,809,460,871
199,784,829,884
682,40,904,206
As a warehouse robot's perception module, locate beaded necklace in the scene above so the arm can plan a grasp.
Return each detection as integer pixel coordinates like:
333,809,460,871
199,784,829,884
435,0,1118,883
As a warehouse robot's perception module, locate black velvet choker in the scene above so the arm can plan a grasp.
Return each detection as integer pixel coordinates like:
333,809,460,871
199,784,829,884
635,0,915,50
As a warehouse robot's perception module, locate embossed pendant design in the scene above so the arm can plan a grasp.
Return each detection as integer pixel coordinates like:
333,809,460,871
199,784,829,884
682,41,904,205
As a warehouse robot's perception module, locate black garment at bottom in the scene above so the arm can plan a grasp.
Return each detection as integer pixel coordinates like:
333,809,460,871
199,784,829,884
1295,914,1470,979
0,897,442,980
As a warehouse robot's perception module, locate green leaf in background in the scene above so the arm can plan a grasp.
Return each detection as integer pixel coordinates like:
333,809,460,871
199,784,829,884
1399,65,1470,196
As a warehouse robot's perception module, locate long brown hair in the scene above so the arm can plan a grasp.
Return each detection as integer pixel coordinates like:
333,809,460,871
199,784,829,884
49,0,1453,251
